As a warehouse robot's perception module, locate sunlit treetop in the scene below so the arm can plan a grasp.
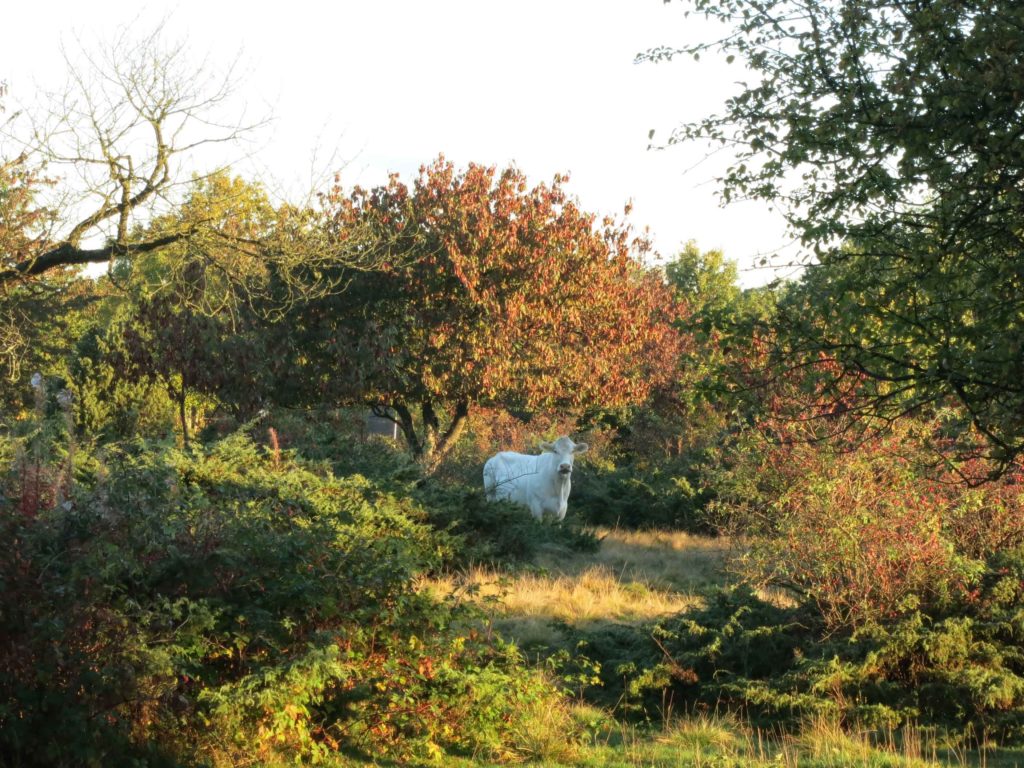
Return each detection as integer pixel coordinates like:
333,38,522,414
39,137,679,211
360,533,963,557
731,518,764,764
302,156,685,466
647,0,1024,472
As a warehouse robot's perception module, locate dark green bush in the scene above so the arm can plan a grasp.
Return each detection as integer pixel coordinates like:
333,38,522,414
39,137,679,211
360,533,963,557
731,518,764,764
264,408,423,488
69,326,178,441
570,462,713,532
413,481,599,567
605,563,1024,738
0,431,578,766
251,408,600,567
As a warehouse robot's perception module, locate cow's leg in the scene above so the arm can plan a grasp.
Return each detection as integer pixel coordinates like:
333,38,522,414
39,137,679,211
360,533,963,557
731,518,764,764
529,499,544,520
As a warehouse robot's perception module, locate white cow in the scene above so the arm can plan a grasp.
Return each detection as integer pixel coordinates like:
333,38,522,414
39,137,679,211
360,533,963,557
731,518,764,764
483,436,589,521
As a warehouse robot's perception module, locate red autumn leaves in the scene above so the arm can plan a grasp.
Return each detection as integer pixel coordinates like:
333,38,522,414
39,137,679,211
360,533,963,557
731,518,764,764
324,156,684,421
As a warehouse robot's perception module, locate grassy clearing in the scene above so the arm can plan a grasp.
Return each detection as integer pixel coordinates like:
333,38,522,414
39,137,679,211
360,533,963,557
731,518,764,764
540,528,730,592
420,529,1024,768
424,528,727,646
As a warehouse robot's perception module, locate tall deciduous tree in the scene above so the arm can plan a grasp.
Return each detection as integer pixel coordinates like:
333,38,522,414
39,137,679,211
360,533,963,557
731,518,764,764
0,24,263,286
0,85,94,400
116,295,223,446
106,174,305,436
0,140,51,382
648,0,1024,471
296,157,682,468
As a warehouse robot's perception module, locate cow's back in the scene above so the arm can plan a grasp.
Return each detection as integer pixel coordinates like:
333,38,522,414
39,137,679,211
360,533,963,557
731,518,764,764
483,451,537,504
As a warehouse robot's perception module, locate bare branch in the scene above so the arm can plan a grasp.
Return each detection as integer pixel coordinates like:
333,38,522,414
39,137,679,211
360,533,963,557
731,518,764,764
1,20,267,284
1,233,190,282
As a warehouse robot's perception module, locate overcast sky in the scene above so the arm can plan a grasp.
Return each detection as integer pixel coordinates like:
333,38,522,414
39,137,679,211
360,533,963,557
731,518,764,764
2,0,798,286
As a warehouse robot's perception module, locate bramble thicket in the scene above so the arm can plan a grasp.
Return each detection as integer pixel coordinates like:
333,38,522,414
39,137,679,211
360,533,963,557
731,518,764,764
3,4,1024,765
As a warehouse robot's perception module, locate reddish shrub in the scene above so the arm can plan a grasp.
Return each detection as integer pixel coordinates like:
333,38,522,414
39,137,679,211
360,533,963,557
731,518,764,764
733,419,1024,630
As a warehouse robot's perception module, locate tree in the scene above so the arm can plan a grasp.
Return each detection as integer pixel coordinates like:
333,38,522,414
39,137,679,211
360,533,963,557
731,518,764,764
616,243,775,462
114,295,226,446
105,173,306,438
648,0,1024,471
292,157,682,469
0,38,270,406
0,94,99,403
0,111,51,278
665,241,775,336
0,24,262,286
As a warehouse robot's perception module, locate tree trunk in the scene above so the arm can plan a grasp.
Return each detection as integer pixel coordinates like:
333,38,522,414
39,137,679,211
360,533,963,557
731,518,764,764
419,400,469,474
420,400,440,462
391,403,421,456
371,399,470,474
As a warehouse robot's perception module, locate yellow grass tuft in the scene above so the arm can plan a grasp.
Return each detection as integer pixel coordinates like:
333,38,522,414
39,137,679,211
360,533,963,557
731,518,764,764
556,528,731,591
423,528,730,646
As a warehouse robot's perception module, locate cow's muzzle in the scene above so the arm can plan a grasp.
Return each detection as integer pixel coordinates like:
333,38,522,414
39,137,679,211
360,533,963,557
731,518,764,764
558,466,572,475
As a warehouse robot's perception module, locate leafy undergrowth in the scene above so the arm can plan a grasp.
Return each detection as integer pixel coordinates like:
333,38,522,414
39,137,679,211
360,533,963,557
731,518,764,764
0,432,585,767
8,403,1024,766
421,530,1024,768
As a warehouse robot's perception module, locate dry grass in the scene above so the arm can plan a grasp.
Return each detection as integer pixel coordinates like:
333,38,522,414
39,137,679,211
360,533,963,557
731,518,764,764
429,564,701,625
552,528,731,591
424,528,730,645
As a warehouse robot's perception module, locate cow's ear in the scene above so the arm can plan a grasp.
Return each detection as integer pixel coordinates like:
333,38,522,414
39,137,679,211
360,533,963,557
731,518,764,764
539,441,554,452
574,442,589,454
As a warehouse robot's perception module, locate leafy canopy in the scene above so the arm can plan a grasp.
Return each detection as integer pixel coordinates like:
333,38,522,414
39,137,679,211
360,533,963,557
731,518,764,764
295,156,682,465
648,0,1024,470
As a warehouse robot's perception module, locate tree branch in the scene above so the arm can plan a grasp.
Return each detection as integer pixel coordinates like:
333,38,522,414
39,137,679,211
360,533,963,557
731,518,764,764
1,232,189,283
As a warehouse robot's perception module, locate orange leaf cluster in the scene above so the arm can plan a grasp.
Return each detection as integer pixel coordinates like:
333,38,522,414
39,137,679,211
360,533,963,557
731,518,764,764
326,156,684,416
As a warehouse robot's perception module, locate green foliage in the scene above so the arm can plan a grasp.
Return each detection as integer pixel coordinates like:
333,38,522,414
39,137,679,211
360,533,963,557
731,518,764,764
573,242,776,532
69,324,177,440
634,587,815,720
650,0,1024,467
570,462,709,531
415,480,599,567
660,243,776,422
0,424,579,766
665,241,742,335
0,278,100,417
98,172,352,440
260,408,424,489
598,570,1024,739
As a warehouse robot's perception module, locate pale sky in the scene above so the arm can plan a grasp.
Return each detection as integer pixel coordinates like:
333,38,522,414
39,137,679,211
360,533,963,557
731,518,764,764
2,0,798,287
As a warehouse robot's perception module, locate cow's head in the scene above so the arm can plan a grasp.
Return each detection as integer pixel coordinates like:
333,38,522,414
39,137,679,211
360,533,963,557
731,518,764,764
540,436,589,476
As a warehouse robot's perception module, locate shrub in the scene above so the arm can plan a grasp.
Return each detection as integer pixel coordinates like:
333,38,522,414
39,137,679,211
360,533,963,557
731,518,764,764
618,560,1024,739
0,430,579,765
69,326,178,441
570,462,711,532
713,421,1024,630
414,480,599,567
258,407,423,487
